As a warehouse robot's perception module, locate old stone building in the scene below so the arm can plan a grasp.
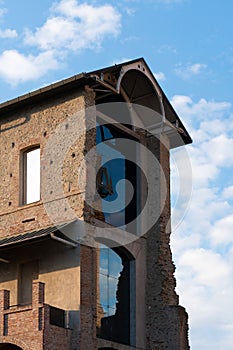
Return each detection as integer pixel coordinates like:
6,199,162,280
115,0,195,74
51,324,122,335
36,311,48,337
0,58,191,350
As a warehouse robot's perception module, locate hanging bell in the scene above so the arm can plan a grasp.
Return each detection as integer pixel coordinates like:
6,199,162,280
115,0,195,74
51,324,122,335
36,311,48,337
96,166,113,198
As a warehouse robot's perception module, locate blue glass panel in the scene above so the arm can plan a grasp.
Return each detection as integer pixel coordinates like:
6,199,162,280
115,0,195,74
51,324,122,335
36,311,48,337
99,248,108,276
108,249,122,278
108,276,119,309
99,273,108,310
98,247,123,317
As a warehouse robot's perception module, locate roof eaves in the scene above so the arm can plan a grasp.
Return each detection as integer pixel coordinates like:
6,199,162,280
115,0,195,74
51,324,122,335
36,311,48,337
0,222,77,249
0,72,88,114
0,58,146,114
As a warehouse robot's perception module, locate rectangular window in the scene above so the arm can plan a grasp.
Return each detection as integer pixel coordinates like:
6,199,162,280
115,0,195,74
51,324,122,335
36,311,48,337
96,121,140,234
22,147,40,204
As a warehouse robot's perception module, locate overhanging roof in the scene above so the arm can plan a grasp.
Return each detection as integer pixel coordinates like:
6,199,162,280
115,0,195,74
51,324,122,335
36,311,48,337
0,222,77,250
0,57,192,148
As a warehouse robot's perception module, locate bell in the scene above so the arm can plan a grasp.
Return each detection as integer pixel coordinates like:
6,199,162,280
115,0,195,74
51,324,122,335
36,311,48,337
96,166,113,198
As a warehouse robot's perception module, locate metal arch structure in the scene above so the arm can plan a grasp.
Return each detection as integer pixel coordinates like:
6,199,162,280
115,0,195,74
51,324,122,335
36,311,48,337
116,59,166,122
88,58,192,148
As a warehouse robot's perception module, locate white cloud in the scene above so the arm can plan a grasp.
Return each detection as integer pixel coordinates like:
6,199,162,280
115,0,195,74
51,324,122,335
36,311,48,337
170,94,233,348
0,7,6,18
176,247,233,344
0,50,59,85
25,0,121,52
202,134,233,167
178,248,230,288
171,95,231,130
0,28,17,38
222,185,233,199
0,0,121,86
0,5,17,38
154,71,166,81
210,214,233,246
171,96,232,188
175,63,207,79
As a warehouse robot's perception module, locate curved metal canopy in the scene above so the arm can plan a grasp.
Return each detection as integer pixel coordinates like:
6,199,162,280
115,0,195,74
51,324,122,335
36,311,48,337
89,58,192,148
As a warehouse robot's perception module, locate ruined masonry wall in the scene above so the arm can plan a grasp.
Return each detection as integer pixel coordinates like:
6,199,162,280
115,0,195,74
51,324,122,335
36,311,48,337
145,134,189,350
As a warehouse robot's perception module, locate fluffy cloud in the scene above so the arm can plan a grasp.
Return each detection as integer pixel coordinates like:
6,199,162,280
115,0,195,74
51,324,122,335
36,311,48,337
210,214,233,246
171,95,233,236
24,0,121,52
171,95,231,121
176,246,233,341
0,0,121,86
171,95,231,137
178,248,230,289
0,50,59,85
222,185,233,199
171,95,233,188
170,95,233,348
175,63,207,79
0,5,17,38
0,28,17,38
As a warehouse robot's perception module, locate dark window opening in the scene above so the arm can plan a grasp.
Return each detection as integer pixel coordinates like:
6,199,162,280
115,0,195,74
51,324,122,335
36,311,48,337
97,245,135,346
50,306,66,328
96,121,144,234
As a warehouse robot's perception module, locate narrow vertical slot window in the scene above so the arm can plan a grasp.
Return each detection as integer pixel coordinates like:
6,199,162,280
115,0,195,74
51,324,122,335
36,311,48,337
22,147,40,204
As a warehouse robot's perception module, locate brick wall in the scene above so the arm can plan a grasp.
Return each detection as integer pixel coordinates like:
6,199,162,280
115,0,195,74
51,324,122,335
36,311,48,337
0,76,189,349
0,282,72,350
80,245,97,350
0,88,87,237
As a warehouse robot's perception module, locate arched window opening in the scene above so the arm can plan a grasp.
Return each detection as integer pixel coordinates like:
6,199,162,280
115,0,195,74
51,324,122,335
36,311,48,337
97,244,135,346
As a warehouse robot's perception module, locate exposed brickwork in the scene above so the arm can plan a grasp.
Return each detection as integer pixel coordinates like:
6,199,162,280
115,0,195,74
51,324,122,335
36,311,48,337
0,60,190,349
80,245,97,350
0,89,86,237
0,282,72,350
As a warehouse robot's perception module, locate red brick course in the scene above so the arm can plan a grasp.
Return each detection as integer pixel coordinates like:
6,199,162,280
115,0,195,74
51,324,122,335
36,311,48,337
0,282,71,350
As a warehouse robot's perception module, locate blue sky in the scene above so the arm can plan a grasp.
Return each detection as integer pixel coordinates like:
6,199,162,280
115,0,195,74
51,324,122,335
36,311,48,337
0,0,233,348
